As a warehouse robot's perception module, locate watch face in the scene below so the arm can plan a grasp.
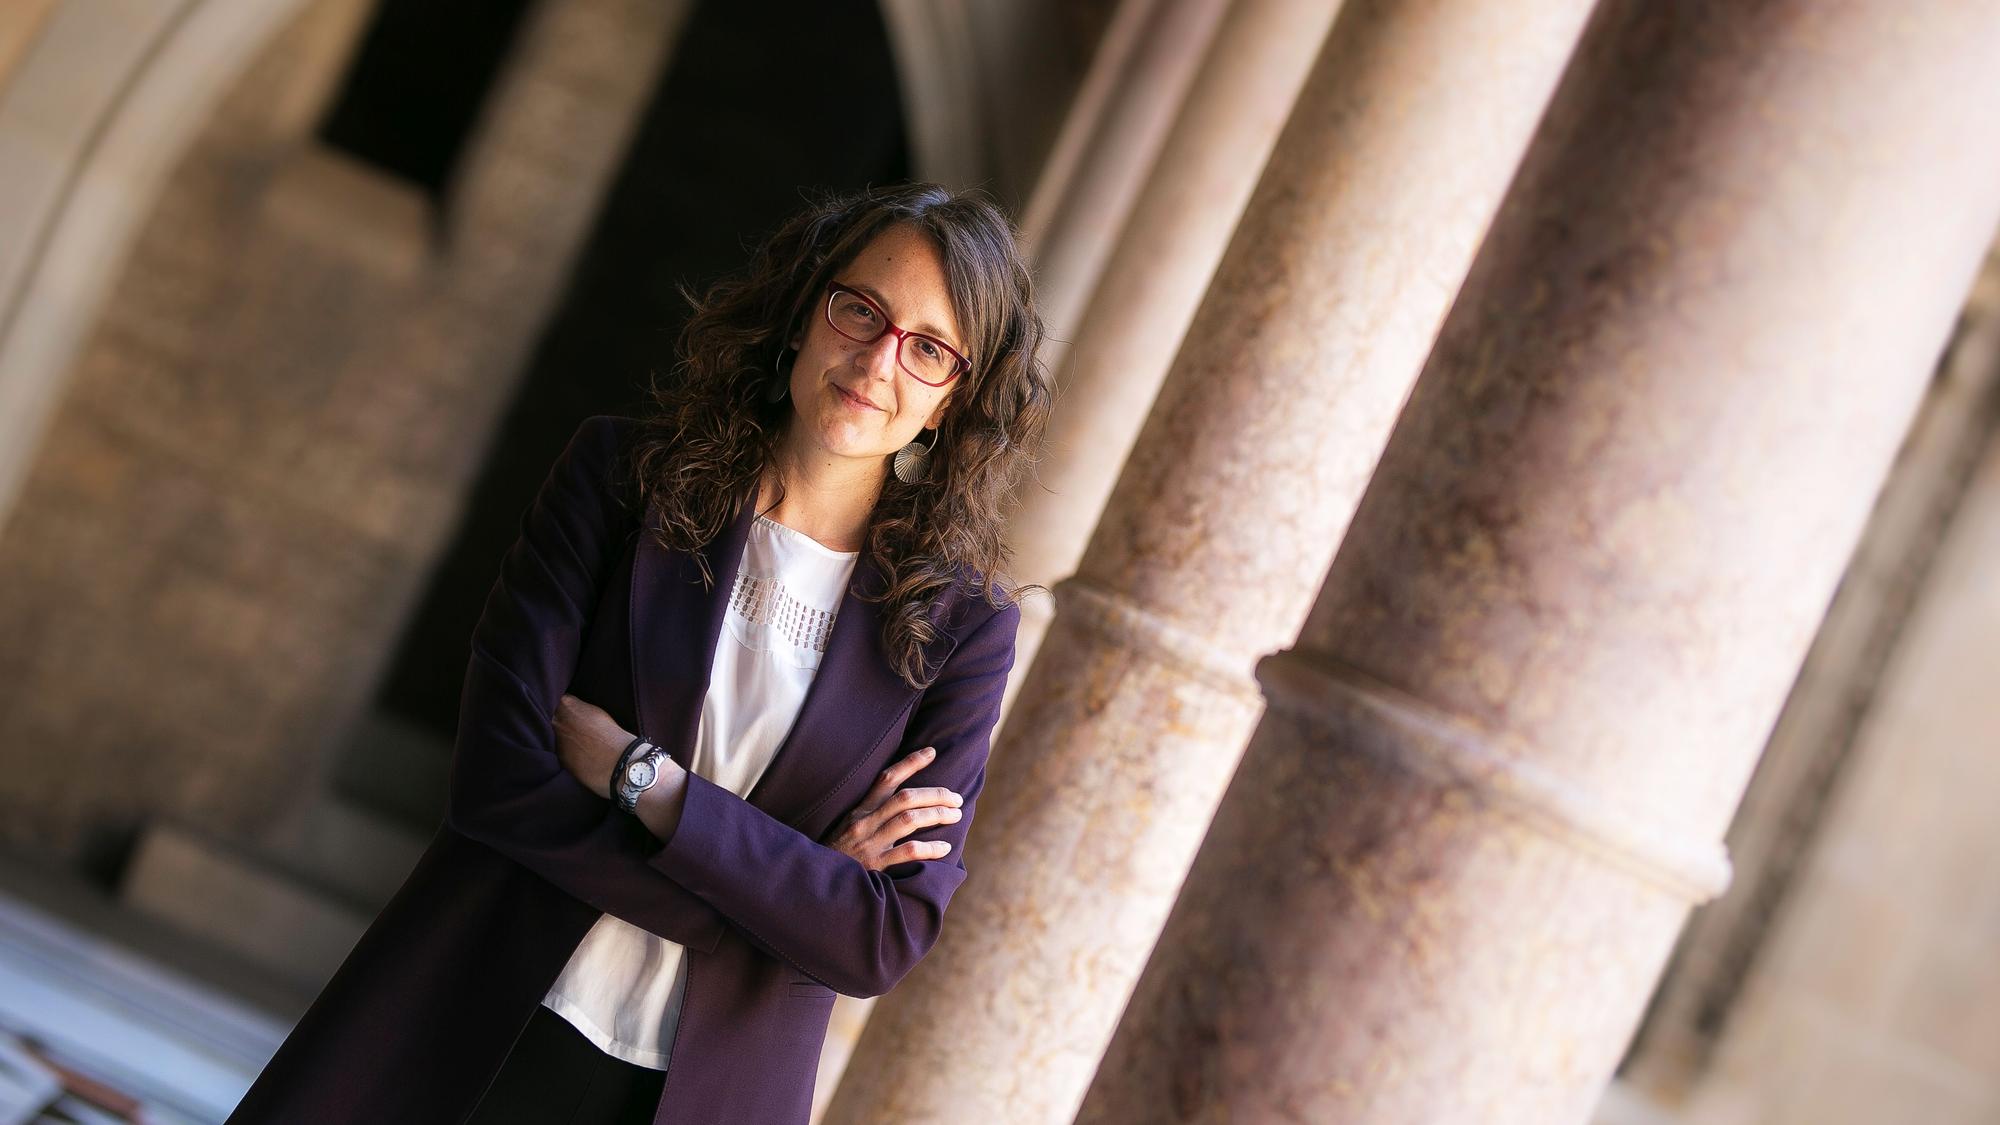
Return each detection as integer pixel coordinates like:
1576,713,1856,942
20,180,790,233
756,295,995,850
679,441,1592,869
626,759,657,788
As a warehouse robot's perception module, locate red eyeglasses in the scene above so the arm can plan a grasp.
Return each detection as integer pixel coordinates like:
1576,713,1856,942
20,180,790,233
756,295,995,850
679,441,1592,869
823,282,970,387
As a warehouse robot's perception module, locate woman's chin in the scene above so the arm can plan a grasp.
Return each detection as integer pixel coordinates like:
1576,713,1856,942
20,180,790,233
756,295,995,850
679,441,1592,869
806,425,889,463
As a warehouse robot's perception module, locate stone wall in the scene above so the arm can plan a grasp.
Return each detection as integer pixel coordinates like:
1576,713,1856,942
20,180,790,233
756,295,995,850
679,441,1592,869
0,0,684,868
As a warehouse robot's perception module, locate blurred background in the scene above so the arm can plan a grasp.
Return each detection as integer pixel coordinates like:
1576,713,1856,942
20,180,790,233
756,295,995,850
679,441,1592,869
0,1,1995,1122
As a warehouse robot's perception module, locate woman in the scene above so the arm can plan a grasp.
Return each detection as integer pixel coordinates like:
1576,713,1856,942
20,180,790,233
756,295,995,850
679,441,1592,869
226,181,1053,1124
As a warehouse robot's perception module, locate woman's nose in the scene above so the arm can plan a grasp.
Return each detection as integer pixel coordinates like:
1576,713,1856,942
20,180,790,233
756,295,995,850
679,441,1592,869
860,332,900,378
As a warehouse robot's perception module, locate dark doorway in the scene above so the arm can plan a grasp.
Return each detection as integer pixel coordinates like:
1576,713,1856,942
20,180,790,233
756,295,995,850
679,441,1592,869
317,0,538,199
339,0,909,827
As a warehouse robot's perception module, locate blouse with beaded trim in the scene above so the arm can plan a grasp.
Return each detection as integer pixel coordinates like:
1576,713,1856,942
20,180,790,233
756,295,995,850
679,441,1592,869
538,510,859,1070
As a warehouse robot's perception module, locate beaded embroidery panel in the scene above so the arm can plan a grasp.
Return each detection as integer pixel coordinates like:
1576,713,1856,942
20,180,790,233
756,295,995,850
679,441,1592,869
727,571,839,654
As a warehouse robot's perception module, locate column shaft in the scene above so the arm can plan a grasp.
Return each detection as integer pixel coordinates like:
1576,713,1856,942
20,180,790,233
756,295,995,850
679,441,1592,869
1076,1,2000,1121
821,0,1600,1121
1018,0,1228,359
999,0,1340,726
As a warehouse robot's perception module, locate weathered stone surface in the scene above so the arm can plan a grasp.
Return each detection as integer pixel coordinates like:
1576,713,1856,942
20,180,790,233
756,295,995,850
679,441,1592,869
1075,2,2000,1121
0,0,684,859
824,0,1600,1119
1000,0,1339,727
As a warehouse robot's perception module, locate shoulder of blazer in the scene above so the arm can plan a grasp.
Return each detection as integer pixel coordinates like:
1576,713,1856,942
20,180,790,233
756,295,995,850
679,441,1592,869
931,561,1020,652
575,413,647,528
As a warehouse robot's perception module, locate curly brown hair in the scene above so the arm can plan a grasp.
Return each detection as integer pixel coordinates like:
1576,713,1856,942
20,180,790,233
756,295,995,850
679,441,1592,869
626,182,1054,689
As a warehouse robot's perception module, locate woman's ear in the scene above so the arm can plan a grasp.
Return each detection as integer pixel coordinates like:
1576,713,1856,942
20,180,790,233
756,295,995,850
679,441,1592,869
924,394,952,431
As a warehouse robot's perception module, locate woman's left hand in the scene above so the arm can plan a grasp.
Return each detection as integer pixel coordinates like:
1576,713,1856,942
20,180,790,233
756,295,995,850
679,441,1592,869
553,692,633,801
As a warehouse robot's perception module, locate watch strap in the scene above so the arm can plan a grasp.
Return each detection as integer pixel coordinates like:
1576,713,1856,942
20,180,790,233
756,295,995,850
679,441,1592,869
618,746,670,812
611,735,650,808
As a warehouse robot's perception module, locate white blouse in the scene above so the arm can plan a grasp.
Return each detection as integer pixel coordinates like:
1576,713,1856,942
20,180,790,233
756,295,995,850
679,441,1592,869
540,511,860,1070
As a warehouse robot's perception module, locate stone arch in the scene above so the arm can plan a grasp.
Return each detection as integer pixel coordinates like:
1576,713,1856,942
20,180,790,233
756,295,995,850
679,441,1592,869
0,0,1008,533
0,0,326,528
0,0,689,871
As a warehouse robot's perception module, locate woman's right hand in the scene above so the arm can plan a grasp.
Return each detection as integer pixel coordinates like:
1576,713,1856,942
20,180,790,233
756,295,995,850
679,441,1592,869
822,746,964,872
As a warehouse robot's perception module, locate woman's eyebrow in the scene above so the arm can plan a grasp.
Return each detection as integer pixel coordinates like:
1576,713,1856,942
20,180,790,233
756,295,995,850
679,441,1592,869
840,280,963,351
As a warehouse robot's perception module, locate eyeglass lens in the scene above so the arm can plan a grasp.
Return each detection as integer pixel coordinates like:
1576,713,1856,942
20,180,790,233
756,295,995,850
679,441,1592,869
827,289,960,384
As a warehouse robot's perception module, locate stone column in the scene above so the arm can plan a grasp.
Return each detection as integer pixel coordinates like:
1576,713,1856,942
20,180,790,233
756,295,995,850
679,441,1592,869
1017,0,1228,360
817,2,1336,1100
1617,242,2000,1106
1073,2,2000,1122
820,2,1601,1122
998,0,1340,726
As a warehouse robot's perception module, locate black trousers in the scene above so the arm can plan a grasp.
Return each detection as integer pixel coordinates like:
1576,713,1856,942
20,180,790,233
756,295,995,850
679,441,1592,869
465,1005,668,1125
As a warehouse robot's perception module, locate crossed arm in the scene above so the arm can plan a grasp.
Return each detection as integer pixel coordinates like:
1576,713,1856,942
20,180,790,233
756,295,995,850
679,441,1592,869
443,415,1016,997
551,698,968,881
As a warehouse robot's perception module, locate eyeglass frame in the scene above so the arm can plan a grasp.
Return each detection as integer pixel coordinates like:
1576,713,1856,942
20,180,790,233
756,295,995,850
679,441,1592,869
820,281,971,387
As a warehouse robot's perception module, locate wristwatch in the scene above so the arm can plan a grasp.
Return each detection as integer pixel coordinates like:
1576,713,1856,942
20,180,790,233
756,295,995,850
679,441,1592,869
615,739,670,812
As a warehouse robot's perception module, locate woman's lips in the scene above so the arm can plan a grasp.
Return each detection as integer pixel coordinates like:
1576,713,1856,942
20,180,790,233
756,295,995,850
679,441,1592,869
836,385,880,411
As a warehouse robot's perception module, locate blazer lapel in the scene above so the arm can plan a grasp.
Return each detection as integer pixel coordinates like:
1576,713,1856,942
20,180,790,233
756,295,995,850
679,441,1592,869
628,492,924,830
627,494,753,775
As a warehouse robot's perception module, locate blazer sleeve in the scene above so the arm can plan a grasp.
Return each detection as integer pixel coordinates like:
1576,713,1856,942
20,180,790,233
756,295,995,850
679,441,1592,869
443,414,728,953
647,599,1019,998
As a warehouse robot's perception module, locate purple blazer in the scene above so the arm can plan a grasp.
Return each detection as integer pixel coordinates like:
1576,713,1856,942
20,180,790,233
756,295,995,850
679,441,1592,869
226,415,1019,1124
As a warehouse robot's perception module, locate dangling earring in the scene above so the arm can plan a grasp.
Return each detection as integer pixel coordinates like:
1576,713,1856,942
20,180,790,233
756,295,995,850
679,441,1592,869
763,347,795,403
893,426,939,484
